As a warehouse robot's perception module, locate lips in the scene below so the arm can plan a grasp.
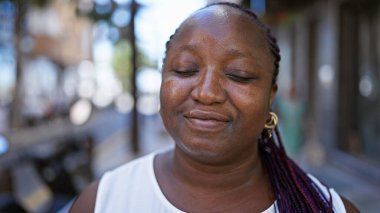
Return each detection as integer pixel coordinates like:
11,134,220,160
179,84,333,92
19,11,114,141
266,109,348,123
184,109,230,131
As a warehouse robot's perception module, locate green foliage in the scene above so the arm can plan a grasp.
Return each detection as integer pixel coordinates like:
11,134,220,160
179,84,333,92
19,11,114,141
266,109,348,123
30,0,49,7
75,1,131,26
74,0,152,92
75,2,114,23
2,0,49,7
111,39,153,91
112,40,132,91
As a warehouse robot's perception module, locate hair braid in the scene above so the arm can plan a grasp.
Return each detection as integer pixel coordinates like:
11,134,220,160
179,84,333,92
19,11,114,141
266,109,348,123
259,126,333,212
162,2,333,212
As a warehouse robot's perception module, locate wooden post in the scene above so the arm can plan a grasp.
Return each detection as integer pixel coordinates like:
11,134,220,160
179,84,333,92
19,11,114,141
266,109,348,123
9,1,27,129
130,0,139,153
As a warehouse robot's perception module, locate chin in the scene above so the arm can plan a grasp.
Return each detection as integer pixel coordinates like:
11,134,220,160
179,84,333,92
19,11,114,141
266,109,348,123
176,138,237,165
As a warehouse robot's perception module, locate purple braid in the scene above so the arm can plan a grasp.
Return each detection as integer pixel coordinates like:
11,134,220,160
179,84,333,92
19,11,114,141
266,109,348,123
259,126,333,212
163,2,333,212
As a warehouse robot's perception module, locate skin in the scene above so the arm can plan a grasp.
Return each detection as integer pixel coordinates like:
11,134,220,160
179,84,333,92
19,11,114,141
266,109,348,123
160,8,276,166
156,6,277,212
69,5,360,213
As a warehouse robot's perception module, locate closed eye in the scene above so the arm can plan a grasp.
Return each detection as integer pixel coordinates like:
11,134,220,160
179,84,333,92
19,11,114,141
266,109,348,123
172,69,198,77
226,73,256,83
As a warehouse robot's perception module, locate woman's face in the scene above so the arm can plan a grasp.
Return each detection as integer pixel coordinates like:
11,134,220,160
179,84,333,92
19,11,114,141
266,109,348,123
160,6,277,163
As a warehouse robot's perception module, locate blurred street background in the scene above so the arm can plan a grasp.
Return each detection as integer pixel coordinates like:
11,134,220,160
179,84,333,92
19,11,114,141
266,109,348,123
0,0,379,212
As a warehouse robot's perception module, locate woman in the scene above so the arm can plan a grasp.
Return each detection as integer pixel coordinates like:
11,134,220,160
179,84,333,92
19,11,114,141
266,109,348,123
70,2,359,212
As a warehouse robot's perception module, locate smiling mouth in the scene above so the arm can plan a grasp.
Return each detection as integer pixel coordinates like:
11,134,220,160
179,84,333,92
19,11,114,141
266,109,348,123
184,110,229,131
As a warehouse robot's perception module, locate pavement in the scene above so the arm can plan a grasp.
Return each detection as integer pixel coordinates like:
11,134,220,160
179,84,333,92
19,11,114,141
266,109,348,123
91,114,380,212
92,114,174,178
10,111,380,213
307,163,380,212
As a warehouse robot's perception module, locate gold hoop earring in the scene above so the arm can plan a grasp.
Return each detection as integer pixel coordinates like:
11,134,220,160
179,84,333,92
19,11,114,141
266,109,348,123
264,112,278,138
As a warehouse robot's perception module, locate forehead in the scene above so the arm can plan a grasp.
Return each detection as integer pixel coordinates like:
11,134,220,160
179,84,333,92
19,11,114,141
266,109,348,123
170,5,271,59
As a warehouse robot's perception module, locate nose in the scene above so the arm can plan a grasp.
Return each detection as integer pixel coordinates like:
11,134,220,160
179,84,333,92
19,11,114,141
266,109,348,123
190,69,226,105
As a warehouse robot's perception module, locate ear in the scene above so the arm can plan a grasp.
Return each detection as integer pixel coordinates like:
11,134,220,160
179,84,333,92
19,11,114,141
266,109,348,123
269,83,278,107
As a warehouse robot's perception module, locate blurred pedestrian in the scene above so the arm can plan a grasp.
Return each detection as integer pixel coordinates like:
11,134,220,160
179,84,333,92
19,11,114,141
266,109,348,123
275,83,306,159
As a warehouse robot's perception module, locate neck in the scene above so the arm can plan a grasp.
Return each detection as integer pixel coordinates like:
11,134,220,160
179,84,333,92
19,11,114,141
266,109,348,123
169,144,265,192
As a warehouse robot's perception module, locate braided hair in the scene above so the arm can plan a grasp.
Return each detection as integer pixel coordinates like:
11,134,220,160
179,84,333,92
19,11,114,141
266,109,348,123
163,2,333,212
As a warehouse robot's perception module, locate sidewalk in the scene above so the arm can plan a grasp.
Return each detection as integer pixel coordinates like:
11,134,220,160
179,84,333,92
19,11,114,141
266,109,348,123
92,115,174,178
306,162,380,212
52,114,379,213
8,112,172,213
91,115,380,212
12,110,379,212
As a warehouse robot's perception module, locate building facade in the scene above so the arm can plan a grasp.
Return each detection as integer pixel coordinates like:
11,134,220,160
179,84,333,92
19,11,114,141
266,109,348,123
263,0,380,181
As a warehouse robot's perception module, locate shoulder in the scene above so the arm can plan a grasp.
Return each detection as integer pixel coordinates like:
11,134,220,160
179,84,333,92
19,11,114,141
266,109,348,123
341,195,360,213
69,153,157,213
105,152,155,180
69,181,99,213
307,174,360,213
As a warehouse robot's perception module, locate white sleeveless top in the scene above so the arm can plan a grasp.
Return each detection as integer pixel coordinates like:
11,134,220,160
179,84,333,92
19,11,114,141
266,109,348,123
95,152,346,213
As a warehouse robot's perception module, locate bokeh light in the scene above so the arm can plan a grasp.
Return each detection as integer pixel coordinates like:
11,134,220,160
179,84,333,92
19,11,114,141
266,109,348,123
69,99,92,125
0,134,9,155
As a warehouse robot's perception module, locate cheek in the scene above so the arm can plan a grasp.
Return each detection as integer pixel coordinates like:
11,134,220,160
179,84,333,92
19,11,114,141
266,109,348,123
227,83,271,130
161,78,185,105
160,77,193,142
230,83,271,109
159,78,191,119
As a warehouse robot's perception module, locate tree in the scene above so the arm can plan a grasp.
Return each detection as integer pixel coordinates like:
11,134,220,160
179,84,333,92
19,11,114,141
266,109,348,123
112,39,151,91
0,0,49,128
76,0,146,153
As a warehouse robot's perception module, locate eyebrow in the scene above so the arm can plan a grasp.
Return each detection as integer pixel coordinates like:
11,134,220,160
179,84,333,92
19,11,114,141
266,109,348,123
178,44,199,52
175,44,264,70
224,47,264,69
179,44,249,58
224,48,249,58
